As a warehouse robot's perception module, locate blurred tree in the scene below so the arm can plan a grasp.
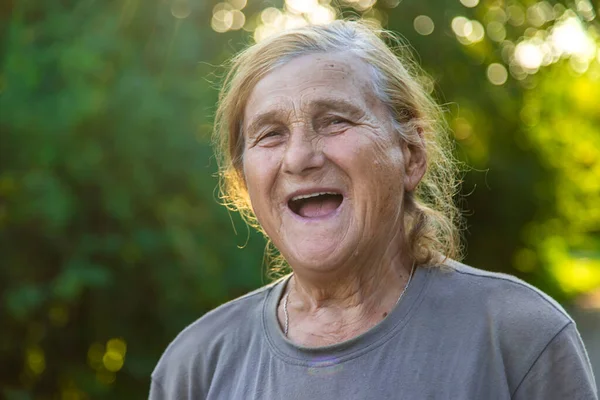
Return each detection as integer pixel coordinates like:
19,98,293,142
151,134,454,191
0,0,598,398
0,1,267,398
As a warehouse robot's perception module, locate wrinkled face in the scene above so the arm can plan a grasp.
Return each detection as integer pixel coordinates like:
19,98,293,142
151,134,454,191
242,52,424,273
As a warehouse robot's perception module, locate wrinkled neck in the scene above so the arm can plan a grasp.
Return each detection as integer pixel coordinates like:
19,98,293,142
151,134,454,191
288,231,414,314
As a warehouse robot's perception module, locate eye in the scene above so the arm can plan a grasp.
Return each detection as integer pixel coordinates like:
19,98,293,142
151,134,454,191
254,129,284,146
321,116,348,126
317,116,351,132
329,117,347,125
261,130,280,140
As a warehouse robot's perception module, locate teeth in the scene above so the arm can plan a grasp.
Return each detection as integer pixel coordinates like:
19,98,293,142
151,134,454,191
291,192,338,202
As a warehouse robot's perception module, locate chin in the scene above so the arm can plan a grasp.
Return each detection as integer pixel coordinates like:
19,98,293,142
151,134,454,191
283,240,356,273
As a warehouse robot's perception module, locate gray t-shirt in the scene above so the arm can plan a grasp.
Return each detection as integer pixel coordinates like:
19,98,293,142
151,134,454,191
150,261,597,399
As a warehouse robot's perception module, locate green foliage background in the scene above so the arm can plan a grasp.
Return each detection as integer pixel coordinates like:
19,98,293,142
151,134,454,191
1,0,599,398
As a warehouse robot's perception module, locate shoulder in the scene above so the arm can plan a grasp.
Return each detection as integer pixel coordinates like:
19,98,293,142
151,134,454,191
150,279,284,392
425,260,576,391
433,259,572,329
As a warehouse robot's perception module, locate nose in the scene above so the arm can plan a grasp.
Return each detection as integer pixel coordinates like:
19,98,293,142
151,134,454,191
282,127,325,176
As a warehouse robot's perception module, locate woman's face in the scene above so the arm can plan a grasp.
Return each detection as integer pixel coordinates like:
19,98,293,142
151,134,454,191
242,52,425,274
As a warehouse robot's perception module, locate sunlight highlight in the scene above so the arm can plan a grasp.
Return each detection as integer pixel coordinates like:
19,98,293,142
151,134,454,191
286,0,319,14
511,10,598,76
211,1,248,33
251,0,338,42
212,0,381,40
452,16,485,44
514,41,545,70
551,15,596,59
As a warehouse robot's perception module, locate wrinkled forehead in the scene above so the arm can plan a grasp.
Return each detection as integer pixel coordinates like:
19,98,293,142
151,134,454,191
243,53,381,124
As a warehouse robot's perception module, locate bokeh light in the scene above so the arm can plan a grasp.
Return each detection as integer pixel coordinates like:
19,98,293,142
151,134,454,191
229,0,247,10
467,20,485,43
486,21,506,42
212,9,235,33
460,0,479,8
507,4,526,26
89,338,128,374
87,342,104,370
414,15,435,36
103,351,124,372
250,0,339,42
213,0,393,40
452,16,485,44
230,10,246,30
213,1,232,13
380,0,400,8
576,0,596,21
485,6,508,23
509,62,528,80
452,16,469,35
526,1,554,27
355,0,377,11
171,0,191,19
286,0,319,14
487,63,509,85
453,117,473,140
306,5,337,25
552,254,600,294
550,14,596,59
26,346,45,375
261,7,281,25
107,338,127,356
510,11,598,76
211,2,247,32
515,41,545,70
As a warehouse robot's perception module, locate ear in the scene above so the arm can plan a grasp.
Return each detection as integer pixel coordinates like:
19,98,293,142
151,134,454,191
401,136,427,192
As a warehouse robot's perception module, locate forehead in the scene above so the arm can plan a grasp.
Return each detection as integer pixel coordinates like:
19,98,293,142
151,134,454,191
244,52,378,121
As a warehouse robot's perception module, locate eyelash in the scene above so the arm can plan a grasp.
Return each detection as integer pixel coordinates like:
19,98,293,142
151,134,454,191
258,130,281,142
329,117,346,124
322,116,350,128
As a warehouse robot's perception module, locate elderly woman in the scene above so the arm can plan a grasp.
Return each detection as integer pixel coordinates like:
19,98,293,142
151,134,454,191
150,21,596,399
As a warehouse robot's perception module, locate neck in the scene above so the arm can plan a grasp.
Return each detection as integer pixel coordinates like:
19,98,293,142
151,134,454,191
289,233,414,314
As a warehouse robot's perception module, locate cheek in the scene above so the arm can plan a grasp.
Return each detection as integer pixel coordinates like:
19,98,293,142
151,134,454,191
335,134,405,209
331,131,404,180
242,150,281,209
242,154,263,210
378,149,406,204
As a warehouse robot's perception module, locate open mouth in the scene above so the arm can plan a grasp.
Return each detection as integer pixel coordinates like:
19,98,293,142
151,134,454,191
288,192,344,218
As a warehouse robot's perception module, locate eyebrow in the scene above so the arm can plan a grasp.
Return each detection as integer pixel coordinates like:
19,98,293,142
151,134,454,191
245,110,284,139
245,98,366,137
310,98,366,118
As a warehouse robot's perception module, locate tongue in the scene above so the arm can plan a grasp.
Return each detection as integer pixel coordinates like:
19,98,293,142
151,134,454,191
298,196,340,218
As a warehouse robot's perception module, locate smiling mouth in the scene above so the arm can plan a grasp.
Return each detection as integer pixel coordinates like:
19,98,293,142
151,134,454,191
288,192,344,218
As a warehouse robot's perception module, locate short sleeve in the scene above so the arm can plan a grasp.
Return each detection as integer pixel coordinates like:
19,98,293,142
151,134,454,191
512,322,597,400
